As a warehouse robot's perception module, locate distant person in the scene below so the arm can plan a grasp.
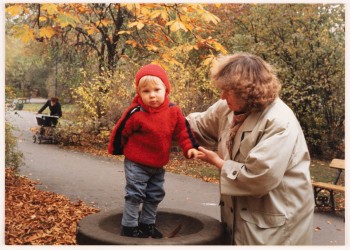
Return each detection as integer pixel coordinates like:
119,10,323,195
37,97,62,126
108,64,204,238
37,97,62,118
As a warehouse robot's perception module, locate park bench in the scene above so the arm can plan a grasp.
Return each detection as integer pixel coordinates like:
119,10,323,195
17,97,30,103
312,158,345,211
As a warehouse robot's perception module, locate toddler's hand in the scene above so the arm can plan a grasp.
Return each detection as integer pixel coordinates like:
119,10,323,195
187,148,206,159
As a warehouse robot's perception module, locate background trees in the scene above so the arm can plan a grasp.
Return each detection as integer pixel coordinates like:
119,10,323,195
210,4,345,158
5,3,345,159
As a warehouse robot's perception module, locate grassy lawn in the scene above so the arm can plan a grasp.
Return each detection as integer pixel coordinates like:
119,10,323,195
310,159,345,211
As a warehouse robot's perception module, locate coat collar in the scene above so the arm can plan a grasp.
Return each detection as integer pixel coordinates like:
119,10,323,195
230,98,279,160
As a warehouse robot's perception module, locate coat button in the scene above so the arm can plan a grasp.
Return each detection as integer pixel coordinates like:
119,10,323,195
230,207,233,212
241,208,247,211
232,170,237,175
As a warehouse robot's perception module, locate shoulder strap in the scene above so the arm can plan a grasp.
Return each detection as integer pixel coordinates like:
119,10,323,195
112,105,141,155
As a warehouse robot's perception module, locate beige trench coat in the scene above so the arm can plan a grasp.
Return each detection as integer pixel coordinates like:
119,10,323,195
187,98,314,245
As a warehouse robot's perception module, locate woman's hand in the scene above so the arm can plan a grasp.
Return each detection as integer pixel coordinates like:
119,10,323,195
196,146,224,169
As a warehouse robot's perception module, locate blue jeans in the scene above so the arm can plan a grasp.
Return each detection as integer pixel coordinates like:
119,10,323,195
121,158,165,227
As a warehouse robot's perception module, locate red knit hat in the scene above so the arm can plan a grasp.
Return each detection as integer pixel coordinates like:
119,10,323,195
135,64,170,94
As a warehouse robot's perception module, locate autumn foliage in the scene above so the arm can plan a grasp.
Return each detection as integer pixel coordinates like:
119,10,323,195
5,168,100,245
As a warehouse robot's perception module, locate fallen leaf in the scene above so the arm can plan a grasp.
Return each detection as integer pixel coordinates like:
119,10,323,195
5,168,100,245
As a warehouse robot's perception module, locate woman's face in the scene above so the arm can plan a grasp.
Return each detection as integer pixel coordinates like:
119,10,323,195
221,89,247,113
138,81,166,108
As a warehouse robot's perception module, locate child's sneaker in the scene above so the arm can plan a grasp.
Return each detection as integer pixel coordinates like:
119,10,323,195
139,223,163,238
120,226,148,238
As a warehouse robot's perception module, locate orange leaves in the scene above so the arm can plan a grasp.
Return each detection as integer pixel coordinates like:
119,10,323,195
41,4,58,15
84,25,98,35
195,37,228,55
117,30,131,35
149,9,169,21
6,3,227,71
12,25,35,43
98,19,112,27
6,4,24,16
145,44,159,51
128,21,145,30
39,26,56,39
5,168,100,245
125,39,138,48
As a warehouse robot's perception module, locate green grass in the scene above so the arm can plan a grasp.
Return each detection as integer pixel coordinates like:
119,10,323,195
310,159,345,185
310,159,345,211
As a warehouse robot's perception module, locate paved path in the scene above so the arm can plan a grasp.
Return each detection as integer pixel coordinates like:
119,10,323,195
6,110,346,245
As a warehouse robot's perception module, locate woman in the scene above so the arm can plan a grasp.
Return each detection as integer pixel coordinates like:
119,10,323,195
37,97,62,126
188,53,314,245
37,97,62,118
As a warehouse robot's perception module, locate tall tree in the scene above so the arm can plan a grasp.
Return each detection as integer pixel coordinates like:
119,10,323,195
6,3,226,72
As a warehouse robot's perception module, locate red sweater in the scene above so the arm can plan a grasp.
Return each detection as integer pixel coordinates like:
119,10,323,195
108,100,199,168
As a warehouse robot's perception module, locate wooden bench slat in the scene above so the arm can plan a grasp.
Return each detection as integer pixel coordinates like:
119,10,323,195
312,182,345,192
329,158,345,170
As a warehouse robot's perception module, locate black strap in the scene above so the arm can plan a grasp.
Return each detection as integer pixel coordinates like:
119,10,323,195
112,106,141,155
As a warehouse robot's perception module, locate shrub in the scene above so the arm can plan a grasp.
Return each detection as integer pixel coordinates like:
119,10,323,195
5,122,24,170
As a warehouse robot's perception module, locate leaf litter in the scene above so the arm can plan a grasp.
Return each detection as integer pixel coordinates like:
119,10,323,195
5,168,100,245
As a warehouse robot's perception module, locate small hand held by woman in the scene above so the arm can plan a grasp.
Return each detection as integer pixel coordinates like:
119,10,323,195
196,146,224,169
187,148,205,159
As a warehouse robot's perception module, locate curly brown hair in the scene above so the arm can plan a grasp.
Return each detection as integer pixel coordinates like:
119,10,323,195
210,53,281,112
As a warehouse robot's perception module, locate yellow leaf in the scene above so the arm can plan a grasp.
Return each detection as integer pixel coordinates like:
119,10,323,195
211,41,228,54
117,30,131,35
202,55,215,66
149,10,161,19
39,16,47,22
201,11,220,25
145,44,158,51
128,21,145,30
83,25,97,35
125,39,138,48
41,4,58,15
161,53,172,62
6,5,23,16
86,29,94,35
166,20,188,32
137,22,145,30
149,9,168,20
99,19,111,26
39,26,56,39
13,24,35,43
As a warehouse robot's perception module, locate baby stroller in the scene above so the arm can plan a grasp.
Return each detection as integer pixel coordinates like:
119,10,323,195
32,114,60,144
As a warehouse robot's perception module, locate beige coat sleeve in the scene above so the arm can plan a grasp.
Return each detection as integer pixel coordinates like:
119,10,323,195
187,99,231,151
